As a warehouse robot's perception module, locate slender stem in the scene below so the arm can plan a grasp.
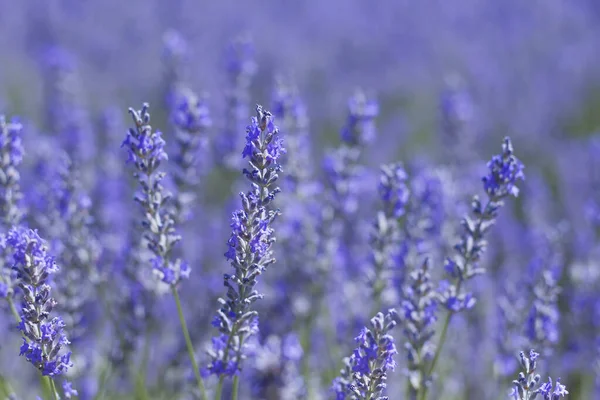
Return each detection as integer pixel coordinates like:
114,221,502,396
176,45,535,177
94,363,112,400
48,378,59,400
215,376,225,400
134,336,151,400
171,286,208,400
231,375,239,400
419,306,454,400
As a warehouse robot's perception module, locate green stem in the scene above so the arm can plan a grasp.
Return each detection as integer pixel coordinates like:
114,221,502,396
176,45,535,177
231,375,239,400
171,286,208,400
419,308,453,400
215,376,224,400
94,363,112,400
134,336,151,400
48,378,58,400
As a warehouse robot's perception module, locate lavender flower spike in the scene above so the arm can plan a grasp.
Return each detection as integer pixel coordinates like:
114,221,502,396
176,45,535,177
510,350,568,399
0,116,24,300
332,309,398,400
423,137,524,398
0,116,24,228
401,258,437,398
369,163,410,310
123,103,189,285
170,89,212,224
440,136,525,312
206,105,285,381
6,227,73,377
124,103,207,399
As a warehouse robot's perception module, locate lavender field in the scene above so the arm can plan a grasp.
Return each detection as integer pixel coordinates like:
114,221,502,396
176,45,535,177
1,1,599,399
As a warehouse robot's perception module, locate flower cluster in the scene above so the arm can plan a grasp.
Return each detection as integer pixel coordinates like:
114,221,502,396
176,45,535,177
6,228,73,377
440,137,525,313
510,350,568,399
341,91,379,146
206,105,285,377
332,310,398,400
0,116,24,299
271,78,311,190
123,103,189,285
170,89,212,224
401,258,438,395
51,153,102,343
525,268,561,355
0,116,24,228
369,163,410,309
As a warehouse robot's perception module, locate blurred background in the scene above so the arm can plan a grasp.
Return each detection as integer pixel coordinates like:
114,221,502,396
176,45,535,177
1,0,600,399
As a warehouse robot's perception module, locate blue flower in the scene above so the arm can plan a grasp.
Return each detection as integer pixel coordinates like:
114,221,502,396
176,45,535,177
123,103,188,285
510,350,567,399
207,105,285,377
483,137,525,199
332,310,398,399
6,228,72,377
439,137,525,313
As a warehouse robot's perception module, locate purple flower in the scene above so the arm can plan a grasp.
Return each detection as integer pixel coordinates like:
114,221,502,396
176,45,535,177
401,258,437,395
50,153,102,344
207,105,285,377
341,91,379,146
370,163,410,309
332,310,398,400
0,116,24,227
6,228,73,377
510,350,567,400
271,78,311,191
482,137,525,199
536,377,568,400
439,137,525,312
123,103,187,285
170,89,212,224
62,380,78,399
0,116,25,299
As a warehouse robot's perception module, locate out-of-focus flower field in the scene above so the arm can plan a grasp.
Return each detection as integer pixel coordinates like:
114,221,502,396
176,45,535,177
0,1,599,399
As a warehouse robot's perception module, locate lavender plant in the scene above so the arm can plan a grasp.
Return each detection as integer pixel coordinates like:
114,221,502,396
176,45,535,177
332,309,399,400
369,162,410,312
510,350,568,399
423,137,525,399
51,153,102,343
123,103,207,400
2,14,600,397
319,91,378,357
0,116,24,302
6,227,74,399
170,89,212,224
400,258,438,399
206,105,285,399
